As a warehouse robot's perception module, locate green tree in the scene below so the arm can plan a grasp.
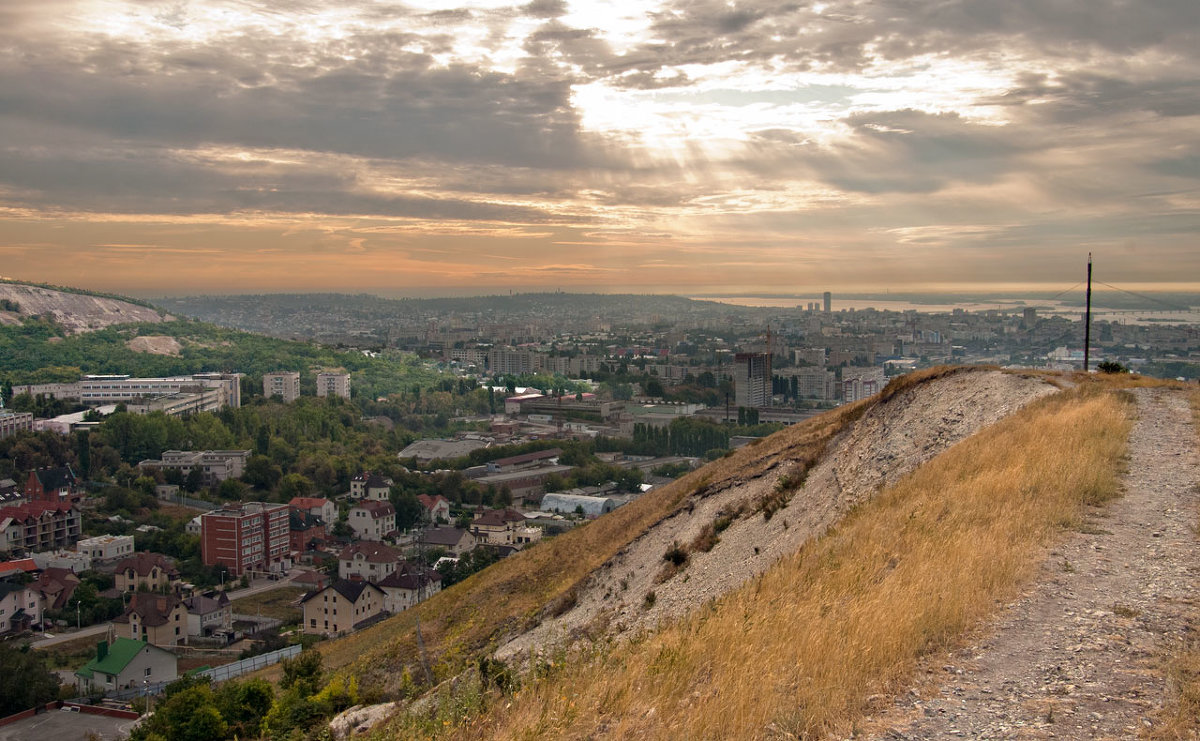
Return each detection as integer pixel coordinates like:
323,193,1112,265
0,645,61,715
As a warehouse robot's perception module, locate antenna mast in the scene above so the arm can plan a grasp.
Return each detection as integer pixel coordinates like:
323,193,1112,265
1083,254,1093,372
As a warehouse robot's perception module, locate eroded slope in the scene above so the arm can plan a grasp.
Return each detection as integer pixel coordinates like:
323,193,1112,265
498,369,1059,660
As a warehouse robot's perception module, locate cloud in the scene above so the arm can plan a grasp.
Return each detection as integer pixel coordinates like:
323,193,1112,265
0,0,1196,293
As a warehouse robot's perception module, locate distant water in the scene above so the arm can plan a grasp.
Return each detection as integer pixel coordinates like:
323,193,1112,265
693,296,1200,326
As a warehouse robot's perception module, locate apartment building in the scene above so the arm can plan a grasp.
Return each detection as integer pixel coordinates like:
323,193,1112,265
0,501,81,552
733,352,771,408
263,371,301,403
138,450,250,485
0,410,34,440
316,372,351,399
842,366,886,403
14,373,243,410
200,502,290,576
488,348,543,375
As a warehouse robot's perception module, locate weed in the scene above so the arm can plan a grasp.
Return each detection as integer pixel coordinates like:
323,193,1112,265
663,542,688,566
691,523,719,553
1112,603,1140,619
643,591,656,609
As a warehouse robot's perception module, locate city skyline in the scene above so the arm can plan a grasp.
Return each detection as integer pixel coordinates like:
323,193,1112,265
0,0,1197,296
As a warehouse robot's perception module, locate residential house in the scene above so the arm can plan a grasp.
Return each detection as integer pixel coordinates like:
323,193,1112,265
75,638,178,695
0,501,82,552
419,527,477,557
290,570,331,593
416,495,452,523
338,542,401,581
348,500,395,542
24,466,80,504
0,580,42,634
288,496,337,525
113,592,188,647
350,472,392,502
289,509,326,553
378,562,442,613
31,567,80,610
114,553,179,593
183,592,232,638
0,478,21,504
300,579,386,636
470,505,532,544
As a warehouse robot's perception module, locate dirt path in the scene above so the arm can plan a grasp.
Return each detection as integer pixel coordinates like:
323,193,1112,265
866,388,1200,740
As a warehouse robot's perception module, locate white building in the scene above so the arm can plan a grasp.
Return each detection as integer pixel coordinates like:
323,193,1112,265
347,501,395,542
76,534,135,561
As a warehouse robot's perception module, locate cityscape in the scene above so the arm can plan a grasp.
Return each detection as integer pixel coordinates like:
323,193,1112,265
0,0,1198,737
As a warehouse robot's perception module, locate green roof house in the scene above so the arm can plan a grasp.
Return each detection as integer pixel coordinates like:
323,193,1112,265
74,638,177,696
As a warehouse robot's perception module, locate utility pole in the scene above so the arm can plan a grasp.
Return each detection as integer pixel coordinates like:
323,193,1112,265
1084,253,1093,372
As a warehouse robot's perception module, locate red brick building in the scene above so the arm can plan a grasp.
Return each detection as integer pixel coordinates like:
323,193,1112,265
200,502,289,576
24,466,80,504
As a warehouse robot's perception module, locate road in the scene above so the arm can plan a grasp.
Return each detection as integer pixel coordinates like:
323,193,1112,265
28,570,305,649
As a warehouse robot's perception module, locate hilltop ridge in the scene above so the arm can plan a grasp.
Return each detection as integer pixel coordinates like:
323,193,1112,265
0,279,169,334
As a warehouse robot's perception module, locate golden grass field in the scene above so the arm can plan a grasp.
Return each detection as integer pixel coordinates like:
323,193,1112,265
378,383,1135,739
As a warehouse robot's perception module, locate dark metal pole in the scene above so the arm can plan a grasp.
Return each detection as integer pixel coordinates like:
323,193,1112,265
1084,253,1093,372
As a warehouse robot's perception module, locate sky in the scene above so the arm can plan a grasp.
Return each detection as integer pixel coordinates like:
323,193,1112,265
0,0,1197,297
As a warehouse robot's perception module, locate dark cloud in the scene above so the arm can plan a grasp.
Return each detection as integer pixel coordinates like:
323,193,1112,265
521,0,568,19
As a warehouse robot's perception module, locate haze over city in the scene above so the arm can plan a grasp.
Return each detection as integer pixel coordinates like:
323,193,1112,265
0,0,1197,296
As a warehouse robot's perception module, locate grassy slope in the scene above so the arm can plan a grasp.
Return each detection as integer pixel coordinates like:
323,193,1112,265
279,387,878,696
380,382,1136,739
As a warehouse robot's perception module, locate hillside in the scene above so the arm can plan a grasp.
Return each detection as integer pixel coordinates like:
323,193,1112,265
243,366,1199,741
338,372,1192,740
0,279,169,333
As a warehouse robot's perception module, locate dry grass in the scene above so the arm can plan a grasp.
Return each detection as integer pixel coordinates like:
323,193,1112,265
276,392,875,696
396,385,1132,740
1143,385,1200,740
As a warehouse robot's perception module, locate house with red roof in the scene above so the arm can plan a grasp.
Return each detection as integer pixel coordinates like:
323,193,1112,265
415,494,451,523
0,501,81,552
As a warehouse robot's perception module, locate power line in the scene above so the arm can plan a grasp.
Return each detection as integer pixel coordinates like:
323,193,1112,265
1048,282,1083,301
1095,281,1191,312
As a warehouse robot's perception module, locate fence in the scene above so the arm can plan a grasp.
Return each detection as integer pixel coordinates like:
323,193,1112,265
159,490,218,511
231,614,284,634
197,644,302,683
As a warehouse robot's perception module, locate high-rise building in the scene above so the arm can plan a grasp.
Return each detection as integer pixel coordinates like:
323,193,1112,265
734,352,771,408
201,502,290,576
316,372,351,399
823,291,832,313
263,371,301,402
